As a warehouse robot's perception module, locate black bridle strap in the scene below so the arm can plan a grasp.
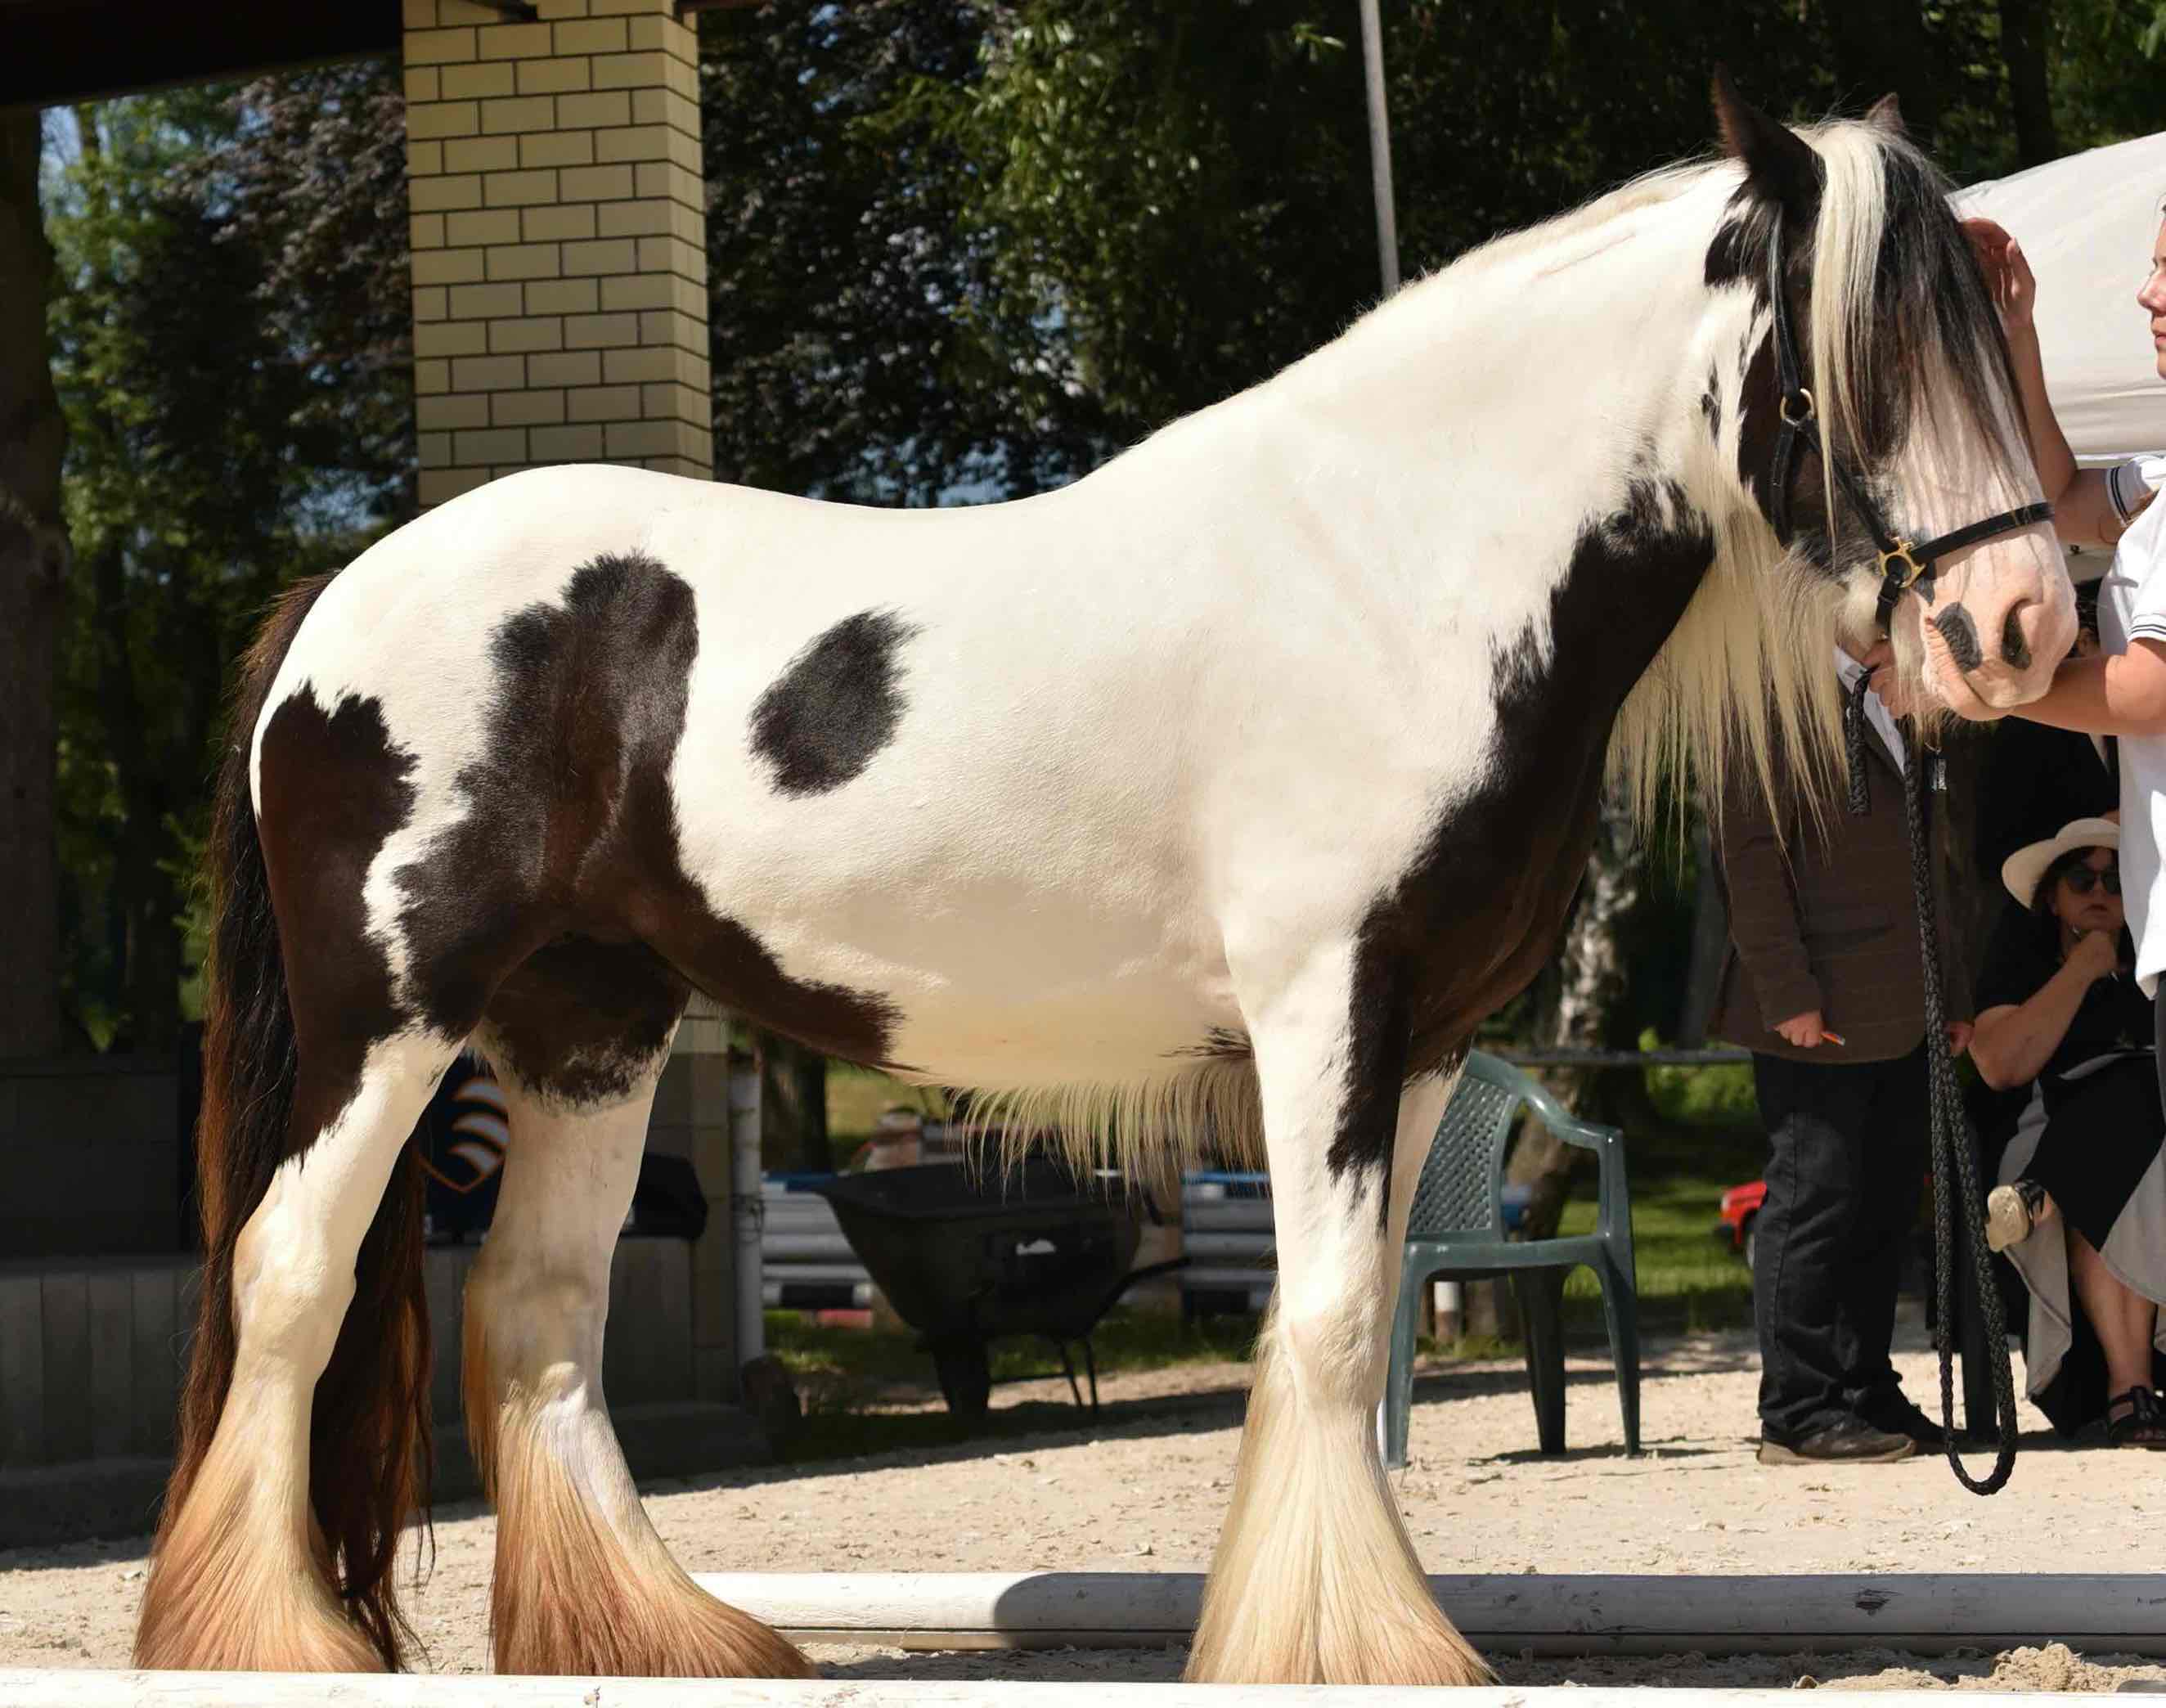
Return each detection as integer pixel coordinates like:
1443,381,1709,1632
1763,220,2053,636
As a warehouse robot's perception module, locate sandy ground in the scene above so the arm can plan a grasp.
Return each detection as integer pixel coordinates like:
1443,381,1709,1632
4,1310,2162,1689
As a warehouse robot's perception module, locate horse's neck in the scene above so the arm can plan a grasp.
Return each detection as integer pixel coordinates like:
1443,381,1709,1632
1225,179,1750,614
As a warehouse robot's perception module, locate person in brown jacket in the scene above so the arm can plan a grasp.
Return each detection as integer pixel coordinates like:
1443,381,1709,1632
1713,652,1975,1464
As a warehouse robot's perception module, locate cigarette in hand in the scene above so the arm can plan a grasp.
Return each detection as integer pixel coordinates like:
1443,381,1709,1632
1822,1030,1847,1046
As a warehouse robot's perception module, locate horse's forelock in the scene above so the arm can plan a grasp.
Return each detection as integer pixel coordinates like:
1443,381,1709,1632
1805,122,2027,507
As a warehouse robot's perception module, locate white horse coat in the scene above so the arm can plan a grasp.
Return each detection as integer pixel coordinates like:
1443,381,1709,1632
140,88,2070,1687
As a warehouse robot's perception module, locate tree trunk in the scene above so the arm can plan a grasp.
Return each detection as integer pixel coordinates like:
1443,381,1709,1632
1447,799,1641,1342
0,109,67,1059
758,1032,831,1172
1997,0,2060,169
1677,814,1729,1047
86,537,185,1052
1507,798,1641,1241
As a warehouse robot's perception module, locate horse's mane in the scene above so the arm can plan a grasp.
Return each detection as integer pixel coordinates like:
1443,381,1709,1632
1607,118,2026,830
955,121,2026,1185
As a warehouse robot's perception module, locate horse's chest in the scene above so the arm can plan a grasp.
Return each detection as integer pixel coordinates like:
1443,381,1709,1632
1386,739,1611,1075
1372,498,1710,1070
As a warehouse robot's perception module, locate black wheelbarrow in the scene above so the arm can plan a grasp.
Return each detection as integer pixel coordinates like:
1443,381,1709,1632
811,1159,1184,1422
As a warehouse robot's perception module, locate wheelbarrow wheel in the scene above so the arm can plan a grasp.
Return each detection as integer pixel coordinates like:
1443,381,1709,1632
931,1339,992,1422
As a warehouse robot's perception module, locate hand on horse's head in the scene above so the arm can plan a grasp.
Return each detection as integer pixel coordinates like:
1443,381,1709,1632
1961,216,2038,340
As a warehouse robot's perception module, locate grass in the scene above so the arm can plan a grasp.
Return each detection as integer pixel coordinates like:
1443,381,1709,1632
1555,1162,1756,1336
1555,1067,1764,1337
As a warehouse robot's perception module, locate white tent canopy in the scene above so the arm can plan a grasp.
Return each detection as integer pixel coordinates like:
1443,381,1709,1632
1957,131,2166,464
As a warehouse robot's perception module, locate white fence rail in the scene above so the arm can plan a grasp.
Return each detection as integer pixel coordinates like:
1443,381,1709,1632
692,1570,2166,1657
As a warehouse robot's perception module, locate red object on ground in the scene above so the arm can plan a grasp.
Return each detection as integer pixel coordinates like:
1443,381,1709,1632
1715,1179,1767,1254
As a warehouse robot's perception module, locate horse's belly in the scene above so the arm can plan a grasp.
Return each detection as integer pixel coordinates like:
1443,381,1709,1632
881,964,1239,1088
697,846,1241,1084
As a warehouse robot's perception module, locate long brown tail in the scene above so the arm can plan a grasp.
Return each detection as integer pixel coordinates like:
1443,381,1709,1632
158,573,433,1670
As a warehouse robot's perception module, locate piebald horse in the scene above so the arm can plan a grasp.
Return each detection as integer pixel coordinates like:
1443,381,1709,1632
138,81,2070,1685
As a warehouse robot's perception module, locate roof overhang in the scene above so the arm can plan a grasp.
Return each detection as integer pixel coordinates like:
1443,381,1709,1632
0,0,402,110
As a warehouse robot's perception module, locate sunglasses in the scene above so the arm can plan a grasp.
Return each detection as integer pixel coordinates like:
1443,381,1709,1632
2061,865,2121,897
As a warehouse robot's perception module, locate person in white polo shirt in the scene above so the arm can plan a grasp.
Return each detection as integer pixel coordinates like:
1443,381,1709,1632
1925,215,2164,1085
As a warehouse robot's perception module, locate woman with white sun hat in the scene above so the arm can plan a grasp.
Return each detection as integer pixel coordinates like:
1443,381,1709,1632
1971,816,2166,1444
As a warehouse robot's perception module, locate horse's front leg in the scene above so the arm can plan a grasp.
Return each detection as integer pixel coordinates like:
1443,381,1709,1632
1187,945,1492,1686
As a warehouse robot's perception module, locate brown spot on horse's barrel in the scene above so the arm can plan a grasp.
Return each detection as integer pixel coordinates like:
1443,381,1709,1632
749,608,923,798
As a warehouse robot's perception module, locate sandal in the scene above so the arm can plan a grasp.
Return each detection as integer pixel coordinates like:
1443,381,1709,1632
2105,1387,2166,1449
1985,1178,2049,1253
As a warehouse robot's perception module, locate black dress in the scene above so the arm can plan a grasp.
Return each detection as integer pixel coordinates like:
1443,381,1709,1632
1974,907,2166,1432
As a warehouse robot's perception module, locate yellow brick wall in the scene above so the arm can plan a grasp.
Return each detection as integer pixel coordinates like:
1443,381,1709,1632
403,0,712,507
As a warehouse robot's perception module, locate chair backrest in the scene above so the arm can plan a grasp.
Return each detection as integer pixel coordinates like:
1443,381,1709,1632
1404,1051,1532,1242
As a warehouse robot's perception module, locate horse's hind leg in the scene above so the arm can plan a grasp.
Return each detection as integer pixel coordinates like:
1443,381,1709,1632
1187,951,1490,1686
137,1032,457,1671
464,950,812,1678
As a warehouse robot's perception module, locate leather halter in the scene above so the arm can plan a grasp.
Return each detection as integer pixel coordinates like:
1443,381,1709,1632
1763,218,2054,637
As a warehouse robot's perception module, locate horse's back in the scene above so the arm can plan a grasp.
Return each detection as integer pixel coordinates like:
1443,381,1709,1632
254,465,1254,1085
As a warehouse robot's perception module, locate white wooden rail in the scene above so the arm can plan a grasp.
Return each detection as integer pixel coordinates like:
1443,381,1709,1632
691,1571,2166,1656
0,1683,2111,1708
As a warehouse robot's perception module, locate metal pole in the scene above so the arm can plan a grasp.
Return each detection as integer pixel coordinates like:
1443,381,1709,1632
729,1048,766,1369
1357,0,1400,296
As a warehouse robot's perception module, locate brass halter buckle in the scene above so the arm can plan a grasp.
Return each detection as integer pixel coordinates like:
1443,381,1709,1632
1879,539,1927,589
1778,386,1815,426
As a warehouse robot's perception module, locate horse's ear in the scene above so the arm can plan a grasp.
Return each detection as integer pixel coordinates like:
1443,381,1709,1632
1710,67,1819,224
1864,92,1905,136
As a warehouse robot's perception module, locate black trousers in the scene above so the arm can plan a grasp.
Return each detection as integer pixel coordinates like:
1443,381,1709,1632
1750,1043,1929,1440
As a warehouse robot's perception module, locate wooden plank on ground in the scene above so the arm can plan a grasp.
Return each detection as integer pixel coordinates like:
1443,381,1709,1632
0,1678,2094,1707
130,1265,178,1455
645,1239,694,1403
39,1270,91,1462
692,1571,2166,1657
423,1245,465,1427
603,1236,634,1400
0,1271,44,1467
87,1270,134,1459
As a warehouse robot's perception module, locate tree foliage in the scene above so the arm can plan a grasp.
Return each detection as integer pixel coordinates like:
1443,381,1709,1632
46,71,411,1048
32,0,2165,1049
699,0,1108,501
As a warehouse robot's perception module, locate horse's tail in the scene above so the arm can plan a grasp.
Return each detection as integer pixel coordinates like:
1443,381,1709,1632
157,572,432,1670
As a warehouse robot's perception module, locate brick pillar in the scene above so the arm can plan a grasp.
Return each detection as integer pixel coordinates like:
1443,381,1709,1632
402,0,712,509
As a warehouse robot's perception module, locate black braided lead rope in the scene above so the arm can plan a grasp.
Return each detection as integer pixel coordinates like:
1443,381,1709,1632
1845,673,2020,1492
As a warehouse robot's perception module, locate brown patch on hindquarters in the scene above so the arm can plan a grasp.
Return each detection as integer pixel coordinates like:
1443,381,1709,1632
149,574,432,1675
400,551,902,1070
470,1363,815,1679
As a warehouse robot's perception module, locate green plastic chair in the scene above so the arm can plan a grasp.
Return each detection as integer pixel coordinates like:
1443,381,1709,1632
1382,1050,1641,1468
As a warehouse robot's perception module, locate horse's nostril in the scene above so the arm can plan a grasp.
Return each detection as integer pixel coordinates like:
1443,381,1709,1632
2001,603,2032,672
1931,605,1984,675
